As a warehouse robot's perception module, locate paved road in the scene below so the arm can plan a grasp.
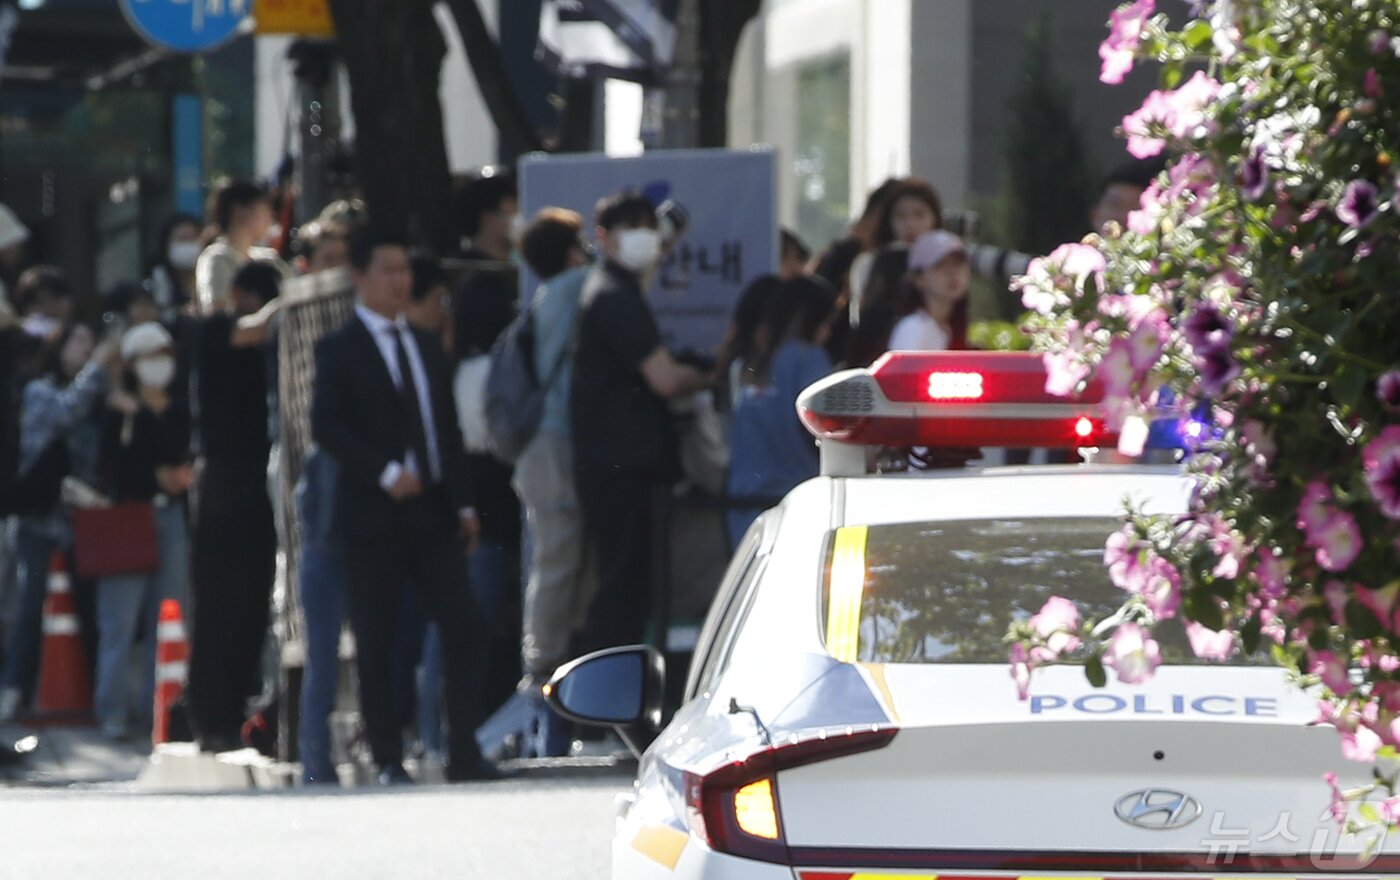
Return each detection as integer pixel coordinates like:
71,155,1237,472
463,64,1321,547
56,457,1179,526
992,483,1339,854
0,775,630,879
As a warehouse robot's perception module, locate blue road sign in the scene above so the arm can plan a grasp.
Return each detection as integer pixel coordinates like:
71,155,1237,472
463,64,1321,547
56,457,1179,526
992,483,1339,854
120,0,251,53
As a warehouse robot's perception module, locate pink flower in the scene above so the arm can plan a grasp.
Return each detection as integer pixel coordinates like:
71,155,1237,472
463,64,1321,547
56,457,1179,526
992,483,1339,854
1297,480,1334,537
1185,621,1234,660
1099,0,1155,85
1140,557,1181,620
1043,350,1090,397
1310,650,1353,696
1123,90,1174,159
1314,512,1363,572
1378,371,1400,413
1100,340,1136,398
1371,30,1392,56
1254,550,1286,600
1127,311,1167,371
1362,426,1400,470
1163,72,1222,139
1205,517,1246,580
1357,582,1400,633
1030,596,1083,657
1127,181,1165,234
1341,724,1383,762
1010,643,1033,700
1324,772,1348,826
1105,623,1162,684
1324,581,1349,626
1104,528,1148,591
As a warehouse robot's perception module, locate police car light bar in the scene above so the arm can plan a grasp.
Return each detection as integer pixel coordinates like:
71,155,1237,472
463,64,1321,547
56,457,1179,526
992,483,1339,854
796,351,1119,452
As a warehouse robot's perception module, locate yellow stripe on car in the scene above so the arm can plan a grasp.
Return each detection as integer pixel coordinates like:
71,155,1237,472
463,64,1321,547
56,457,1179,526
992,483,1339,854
630,825,688,870
827,525,869,663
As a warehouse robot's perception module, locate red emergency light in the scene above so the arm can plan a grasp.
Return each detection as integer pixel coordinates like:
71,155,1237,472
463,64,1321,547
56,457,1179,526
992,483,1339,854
796,351,1118,450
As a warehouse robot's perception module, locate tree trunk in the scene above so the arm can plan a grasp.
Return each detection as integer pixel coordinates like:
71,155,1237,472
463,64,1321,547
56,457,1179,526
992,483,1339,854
439,0,548,158
696,0,761,148
327,0,457,252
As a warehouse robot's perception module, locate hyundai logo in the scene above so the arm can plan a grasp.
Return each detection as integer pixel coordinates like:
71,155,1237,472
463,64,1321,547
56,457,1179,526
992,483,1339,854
1114,789,1203,830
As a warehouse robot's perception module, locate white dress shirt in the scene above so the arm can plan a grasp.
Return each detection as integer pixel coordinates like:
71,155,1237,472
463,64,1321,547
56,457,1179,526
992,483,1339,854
887,310,951,352
356,305,443,488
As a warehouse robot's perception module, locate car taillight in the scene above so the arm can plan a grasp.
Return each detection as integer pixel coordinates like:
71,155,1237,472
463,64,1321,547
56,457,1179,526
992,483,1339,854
683,727,898,864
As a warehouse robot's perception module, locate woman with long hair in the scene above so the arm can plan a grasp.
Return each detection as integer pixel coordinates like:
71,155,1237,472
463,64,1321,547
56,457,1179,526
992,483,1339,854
725,276,837,546
848,178,946,330
889,230,971,351
0,323,114,721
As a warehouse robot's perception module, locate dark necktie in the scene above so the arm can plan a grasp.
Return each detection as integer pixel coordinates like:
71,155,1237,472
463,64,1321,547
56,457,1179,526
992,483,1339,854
392,327,434,483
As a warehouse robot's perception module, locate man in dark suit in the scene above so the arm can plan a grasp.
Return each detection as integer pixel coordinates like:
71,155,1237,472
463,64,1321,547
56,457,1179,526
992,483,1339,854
311,227,492,783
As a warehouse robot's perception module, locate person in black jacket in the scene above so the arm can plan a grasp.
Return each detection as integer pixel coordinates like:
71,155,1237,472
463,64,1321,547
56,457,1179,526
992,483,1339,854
311,227,493,784
185,261,281,752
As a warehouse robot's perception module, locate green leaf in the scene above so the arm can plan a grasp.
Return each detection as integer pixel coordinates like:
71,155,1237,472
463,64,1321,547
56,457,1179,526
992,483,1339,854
1086,654,1109,689
1346,600,1383,640
1335,365,1367,409
1360,802,1380,825
1308,626,1331,652
1162,62,1184,91
1185,589,1227,631
1184,20,1214,50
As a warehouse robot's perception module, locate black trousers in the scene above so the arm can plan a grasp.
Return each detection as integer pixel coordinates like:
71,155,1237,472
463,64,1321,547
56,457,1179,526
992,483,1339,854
187,458,277,745
576,468,656,653
342,491,486,772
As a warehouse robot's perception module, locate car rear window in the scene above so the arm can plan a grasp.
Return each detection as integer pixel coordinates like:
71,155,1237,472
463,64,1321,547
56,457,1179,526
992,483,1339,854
821,517,1261,666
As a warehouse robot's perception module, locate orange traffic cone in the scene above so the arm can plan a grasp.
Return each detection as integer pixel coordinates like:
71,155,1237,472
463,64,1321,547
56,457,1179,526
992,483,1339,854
33,552,92,724
152,599,188,747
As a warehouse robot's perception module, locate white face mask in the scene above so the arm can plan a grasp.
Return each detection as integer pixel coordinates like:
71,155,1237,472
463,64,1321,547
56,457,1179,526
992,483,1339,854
134,356,176,390
615,228,663,273
168,241,201,271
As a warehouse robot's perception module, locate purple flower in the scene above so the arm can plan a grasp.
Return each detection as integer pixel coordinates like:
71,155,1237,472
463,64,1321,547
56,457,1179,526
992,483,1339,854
1368,455,1400,520
1099,0,1155,85
1240,150,1269,201
1336,180,1379,229
1365,68,1385,99
1378,370,1400,413
1363,428,1400,519
1182,303,1233,352
1371,30,1392,56
1197,344,1241,397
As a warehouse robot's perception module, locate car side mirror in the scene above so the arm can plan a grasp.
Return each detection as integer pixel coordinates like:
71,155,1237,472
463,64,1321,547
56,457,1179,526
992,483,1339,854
543,645,665,758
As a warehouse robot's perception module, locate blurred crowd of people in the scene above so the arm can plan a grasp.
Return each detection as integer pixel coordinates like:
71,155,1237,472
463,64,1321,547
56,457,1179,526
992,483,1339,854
0,154,1157,784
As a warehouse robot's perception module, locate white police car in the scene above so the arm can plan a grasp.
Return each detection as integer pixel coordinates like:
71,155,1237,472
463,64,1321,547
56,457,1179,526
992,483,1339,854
546,352,1387,880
